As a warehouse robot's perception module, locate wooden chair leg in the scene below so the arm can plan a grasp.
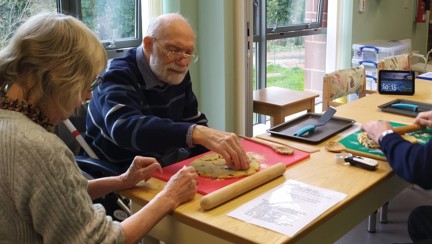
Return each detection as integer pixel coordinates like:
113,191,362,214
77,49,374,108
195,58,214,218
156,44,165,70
368,210,377,233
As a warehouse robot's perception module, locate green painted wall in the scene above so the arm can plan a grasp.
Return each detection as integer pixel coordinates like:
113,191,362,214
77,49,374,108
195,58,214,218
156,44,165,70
162,0,236,132
351,0,428,56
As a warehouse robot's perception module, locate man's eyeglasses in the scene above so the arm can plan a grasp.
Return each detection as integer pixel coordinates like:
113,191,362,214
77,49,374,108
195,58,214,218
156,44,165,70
152,37,199,64
89,76,103,92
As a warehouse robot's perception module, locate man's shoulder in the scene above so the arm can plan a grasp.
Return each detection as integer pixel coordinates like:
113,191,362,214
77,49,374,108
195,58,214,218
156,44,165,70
104,49,141,80
109,48,138,67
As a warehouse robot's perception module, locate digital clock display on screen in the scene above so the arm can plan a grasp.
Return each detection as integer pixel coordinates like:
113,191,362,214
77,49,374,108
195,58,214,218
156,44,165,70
378,70,415,95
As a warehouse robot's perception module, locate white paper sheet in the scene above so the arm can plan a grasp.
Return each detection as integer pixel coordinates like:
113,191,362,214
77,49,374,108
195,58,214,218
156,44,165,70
227,179,347,237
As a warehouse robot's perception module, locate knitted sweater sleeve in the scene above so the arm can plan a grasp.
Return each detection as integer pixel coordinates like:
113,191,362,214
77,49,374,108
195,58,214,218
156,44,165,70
380,132,432,189
8,123,124,243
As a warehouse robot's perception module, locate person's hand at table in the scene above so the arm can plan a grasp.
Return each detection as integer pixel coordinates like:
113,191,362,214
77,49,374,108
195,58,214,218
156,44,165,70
119,156,163,189
121,164,198,242
158,166,198,210
192,125,250,170
415,110,432,128
87,156,163,199
361,120,393,143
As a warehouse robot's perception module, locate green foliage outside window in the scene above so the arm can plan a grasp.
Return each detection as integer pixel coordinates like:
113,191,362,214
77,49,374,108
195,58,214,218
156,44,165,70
266,0,305,27
81,0,135,42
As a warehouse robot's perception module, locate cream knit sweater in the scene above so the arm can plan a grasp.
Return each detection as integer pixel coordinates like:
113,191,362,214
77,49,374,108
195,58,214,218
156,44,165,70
0,110,124,243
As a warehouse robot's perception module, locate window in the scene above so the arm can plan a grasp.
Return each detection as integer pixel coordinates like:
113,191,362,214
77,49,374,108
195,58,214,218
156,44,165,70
0,0,57,49
59,0,142,59
253,0,327,124
0,0,142,59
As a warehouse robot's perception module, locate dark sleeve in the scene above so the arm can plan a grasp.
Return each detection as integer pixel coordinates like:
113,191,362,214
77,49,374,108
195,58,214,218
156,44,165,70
380,133,432,189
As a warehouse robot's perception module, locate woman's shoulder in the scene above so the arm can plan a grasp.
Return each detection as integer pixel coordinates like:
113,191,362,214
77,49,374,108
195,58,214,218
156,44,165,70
2,110,72,155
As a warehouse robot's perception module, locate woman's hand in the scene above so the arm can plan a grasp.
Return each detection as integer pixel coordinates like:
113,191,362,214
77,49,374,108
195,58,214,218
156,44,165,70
120,156,162,189
158,166,198,210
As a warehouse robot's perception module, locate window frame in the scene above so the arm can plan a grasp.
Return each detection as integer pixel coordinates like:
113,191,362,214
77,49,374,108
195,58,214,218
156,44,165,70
253,0,326,88
58,0,142,59
253,0,326,41
252,0,326,124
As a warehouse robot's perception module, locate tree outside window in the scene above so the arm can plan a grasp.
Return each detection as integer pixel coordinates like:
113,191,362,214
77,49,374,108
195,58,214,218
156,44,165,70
0,0,56,49
81,0,137,49
1,0,141,59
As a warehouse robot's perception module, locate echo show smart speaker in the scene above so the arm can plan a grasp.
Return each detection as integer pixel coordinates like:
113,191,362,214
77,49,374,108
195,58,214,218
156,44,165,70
378,70,415,95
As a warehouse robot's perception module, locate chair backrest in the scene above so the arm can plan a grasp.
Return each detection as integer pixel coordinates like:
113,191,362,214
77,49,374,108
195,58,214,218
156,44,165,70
409,51,432,74
378,54,410,71
322,66,366,111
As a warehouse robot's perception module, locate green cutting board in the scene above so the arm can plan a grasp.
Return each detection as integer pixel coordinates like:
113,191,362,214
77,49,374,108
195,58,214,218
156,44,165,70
338,122,432,159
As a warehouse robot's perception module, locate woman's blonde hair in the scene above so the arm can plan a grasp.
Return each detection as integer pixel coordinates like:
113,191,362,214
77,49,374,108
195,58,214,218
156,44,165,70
0,12,107,117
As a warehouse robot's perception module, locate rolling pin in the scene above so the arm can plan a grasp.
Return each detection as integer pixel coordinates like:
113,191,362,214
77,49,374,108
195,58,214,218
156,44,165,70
200,162,286,210
393,124,424,134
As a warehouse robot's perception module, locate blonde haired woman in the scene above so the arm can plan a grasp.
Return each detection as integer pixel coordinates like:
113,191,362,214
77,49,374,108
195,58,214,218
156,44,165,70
0,12,197,243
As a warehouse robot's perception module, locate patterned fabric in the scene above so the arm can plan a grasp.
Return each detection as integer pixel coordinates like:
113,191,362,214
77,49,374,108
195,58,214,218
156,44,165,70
325,66,365,101
380,54,410,71
0,93,54,132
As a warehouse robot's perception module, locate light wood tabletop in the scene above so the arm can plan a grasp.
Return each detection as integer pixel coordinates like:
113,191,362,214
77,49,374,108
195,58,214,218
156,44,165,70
119,79,432,244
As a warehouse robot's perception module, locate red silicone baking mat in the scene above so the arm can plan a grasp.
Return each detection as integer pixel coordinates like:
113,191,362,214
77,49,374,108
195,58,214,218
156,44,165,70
152,139,310,195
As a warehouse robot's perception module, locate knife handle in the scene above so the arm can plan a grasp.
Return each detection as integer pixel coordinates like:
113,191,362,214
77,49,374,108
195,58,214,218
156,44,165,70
294,125,315,137
344,155,378,170
391,103,418,112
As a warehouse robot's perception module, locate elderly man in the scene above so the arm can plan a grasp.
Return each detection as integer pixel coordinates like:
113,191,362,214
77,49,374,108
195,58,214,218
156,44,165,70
85,13,249,169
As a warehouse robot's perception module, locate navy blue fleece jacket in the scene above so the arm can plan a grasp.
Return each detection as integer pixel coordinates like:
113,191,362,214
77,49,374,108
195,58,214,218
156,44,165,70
380,133,432,189
85,46,208,167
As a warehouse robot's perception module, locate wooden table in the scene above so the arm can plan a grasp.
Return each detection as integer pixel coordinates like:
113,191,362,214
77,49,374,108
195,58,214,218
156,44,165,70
253,87,319,127
119,79,432,243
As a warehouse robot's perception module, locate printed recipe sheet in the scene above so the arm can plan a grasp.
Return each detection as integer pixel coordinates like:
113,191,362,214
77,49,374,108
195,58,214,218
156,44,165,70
228,179,347,237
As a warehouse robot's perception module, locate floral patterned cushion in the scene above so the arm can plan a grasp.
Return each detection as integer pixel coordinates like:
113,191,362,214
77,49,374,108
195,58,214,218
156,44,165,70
325,66,365,101
380,54,410,70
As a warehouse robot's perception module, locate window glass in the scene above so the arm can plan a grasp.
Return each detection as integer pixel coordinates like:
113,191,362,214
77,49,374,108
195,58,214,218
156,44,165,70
81,0,138,46
0,0,57,49
267,0,306,27
253,0,327,125
81,0,140,49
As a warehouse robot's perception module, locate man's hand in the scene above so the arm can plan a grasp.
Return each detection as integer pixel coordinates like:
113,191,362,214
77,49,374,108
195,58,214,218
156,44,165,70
192,125,250,170
361,121,393,143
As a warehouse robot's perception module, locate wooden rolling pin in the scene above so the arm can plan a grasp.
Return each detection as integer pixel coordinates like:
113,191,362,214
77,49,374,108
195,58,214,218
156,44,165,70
393,124,424,134
200,162,286,210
